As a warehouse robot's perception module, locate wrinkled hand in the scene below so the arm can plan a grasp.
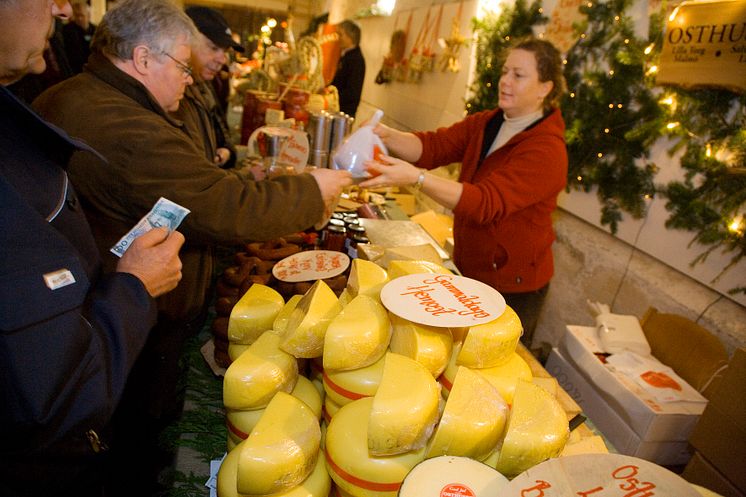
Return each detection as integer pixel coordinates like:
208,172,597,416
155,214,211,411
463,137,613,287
359,154,419,189
116,227,184,297
214,147,231,166
309,168,353,222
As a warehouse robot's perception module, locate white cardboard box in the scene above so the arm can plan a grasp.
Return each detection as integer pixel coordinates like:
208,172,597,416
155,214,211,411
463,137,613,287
560,325,705,442
546,347,694,466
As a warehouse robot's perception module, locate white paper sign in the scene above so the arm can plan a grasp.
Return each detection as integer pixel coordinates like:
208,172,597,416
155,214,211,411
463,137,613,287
380,274,506,328
272,250,350,282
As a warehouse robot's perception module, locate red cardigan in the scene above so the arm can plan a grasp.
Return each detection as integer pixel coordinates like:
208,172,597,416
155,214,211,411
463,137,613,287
415,108,567,293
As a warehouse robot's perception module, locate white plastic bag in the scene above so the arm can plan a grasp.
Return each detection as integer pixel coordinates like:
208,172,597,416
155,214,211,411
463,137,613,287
331,109,387,179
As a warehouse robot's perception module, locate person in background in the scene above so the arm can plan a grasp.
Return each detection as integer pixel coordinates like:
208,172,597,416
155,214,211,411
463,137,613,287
177,6,242,168
32,0,351,493
0,0,184,494
360,38,567,349
330,19,365,118
62,0,96,73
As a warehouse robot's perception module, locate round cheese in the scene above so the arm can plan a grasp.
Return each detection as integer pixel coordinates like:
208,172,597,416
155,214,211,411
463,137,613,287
386,260,452,279
347,259,389,301
426,366,508,461
323,294,392,372
228,284,285,344
273,294,304,334
389,314,452,378
228,342,250,362
324,395,342,423
326,397,426,497
457,306,522,368
281,279,342,358
323,353,386,406
398,456,509,497
223,331,299,410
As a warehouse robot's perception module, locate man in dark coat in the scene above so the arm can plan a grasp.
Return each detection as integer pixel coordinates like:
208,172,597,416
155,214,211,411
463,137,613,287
62,0,96,73
330,19,366,118
0,0,184,495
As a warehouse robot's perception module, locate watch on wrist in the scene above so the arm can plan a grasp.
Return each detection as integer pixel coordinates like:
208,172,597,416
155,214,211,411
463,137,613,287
412,168,426,191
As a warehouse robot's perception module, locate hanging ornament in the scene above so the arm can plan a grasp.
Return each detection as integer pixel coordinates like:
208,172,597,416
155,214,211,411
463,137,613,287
407,6,433,84
423,4,443,73
375,12,411,85
438,0,468,73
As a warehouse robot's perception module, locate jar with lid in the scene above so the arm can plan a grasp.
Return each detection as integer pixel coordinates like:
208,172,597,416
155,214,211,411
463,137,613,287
322,225,347,252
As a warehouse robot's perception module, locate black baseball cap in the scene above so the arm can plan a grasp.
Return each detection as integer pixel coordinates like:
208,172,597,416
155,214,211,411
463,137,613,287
185,6,245,52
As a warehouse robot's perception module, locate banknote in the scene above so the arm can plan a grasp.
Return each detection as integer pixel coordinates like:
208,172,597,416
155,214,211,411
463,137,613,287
110,197,190,257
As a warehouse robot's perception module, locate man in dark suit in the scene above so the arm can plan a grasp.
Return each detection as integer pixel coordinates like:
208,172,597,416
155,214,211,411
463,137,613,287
330,19,365,118
62,0,96,73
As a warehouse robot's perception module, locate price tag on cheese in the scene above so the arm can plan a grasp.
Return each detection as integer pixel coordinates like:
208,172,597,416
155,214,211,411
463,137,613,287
502,453,701,496
272,250,350,282
380,274,506,328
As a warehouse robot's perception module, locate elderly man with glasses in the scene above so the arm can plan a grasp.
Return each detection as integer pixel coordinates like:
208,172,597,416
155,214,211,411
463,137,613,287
33,0,351,493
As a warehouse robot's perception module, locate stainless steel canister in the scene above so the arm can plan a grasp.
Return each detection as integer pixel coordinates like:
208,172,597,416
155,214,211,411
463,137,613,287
307,112,332,154
329,112,351,154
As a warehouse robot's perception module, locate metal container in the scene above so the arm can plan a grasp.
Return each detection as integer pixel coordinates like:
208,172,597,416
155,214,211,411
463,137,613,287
329,112,351,154
308,149,328,169
308,112,332,153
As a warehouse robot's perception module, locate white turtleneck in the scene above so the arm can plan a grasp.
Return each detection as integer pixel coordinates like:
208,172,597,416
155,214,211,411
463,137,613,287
486,109,544,157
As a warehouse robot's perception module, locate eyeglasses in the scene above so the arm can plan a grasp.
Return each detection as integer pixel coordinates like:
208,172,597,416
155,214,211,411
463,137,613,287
162,52,193,78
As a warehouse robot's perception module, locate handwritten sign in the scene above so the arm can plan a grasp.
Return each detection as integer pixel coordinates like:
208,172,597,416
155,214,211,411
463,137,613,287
380,274,506,327
247,126,310,173
502,454,701,497
272,250,350,282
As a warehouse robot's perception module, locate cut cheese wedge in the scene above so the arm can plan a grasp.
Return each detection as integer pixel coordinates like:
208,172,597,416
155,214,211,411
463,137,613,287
323,295,391,372
386,260,451,280
426,366,508,460
494,380,569,477
379,244,443,269
323,352,386,406
337,287,353,307
457,306,522,368
389,314,452,378
219,441,331,497
236,392,321,495
280,279,342,358
273,294,303,334
346,258,389,300
368,353,440,456
228,284,285,344
223,331,299,410
560,435,608,456
399,456,508,497
326,397,426,497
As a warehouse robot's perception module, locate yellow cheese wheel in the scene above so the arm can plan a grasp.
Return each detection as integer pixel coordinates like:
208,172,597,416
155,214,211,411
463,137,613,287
228,342,250,362
326,397,426,497
223,331,299,410
560,435,608,456
228,284,285,344
273,294,304,334
426,366,508,461
281,280,342,358
379,244,443,269
323,352,386,406
368,353,440,456
389,314,452,378
439,346,532,405
338,288,353,307
399,456,509,497
494,380,569,478
347,259,389,300
324,395,341,423
323,295,392,372
457,306,522,368
237,392,322,495
386,260,452,280
218,442,331,497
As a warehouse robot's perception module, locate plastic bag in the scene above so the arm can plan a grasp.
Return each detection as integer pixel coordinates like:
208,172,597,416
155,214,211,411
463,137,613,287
331,110,387,180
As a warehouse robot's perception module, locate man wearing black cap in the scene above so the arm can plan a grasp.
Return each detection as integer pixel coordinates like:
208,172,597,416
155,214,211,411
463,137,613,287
177,6,243,168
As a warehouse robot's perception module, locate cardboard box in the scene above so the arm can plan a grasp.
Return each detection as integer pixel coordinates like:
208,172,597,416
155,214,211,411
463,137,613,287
688,348,746,493
560,325,705,442
546,348,694,466
683,451,746,497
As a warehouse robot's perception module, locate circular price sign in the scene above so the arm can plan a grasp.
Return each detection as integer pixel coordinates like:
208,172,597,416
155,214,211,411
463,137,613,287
380,274,506,328
272,250,350,282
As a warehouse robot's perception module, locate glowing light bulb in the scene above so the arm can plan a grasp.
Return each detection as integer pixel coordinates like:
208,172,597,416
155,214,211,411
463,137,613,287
706,144,712,157
644,194,652,200
267,18,277,28
580,33,586,39
617,103,623,108
586,2,592,6
609,70,615,76
563,59,568,65
261,25,270,34
486,82,492,87
570,92,575,98
666,122,680,130
614,15,620,21
728,215,744,236
597,152,603,158
624,38,630,44
577,175,583,181
660,96,674,106
608,103,614,108
538,7,543,12
647,65,658,75
644,43,655,55
604,128,610,133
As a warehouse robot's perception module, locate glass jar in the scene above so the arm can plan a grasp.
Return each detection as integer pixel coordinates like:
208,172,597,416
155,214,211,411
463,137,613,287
323,225,347,252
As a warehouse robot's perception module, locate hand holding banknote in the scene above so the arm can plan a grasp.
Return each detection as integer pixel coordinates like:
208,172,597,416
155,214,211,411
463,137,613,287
116,227,185,297
111,197,190,258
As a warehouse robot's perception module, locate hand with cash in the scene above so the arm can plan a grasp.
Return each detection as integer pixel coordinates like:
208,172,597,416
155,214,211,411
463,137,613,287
112,197,188,297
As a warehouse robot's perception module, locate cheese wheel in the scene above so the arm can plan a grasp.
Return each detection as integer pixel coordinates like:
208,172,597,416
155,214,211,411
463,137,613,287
273,294,304,334
426,366,508,461
494,380,569,478
440,346,532,404
281,279,342,358
323,295,392,372
347,259,389,300
228,284,285,344
457,306,522,368
324,395,341,423
228,342,250,362
389,314,452,378
560,435,608,456
326,397,426,497
379,244,443,269
237,392,322,495
386,260,451,280
399,456,509,497
218,442,331,497
223,331,299,410
368,353,440,456
323,352,386,406
338,288,353,307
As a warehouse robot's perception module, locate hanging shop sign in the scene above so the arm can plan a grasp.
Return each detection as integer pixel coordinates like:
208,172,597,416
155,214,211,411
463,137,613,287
657,0,746,92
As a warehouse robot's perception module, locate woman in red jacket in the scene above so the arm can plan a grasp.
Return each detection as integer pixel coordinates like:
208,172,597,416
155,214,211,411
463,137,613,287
361,39,567,347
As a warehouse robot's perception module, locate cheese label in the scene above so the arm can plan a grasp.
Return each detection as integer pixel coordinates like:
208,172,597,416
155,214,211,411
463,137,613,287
440,483,475,497
273,250,350,282
381,274,505,327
